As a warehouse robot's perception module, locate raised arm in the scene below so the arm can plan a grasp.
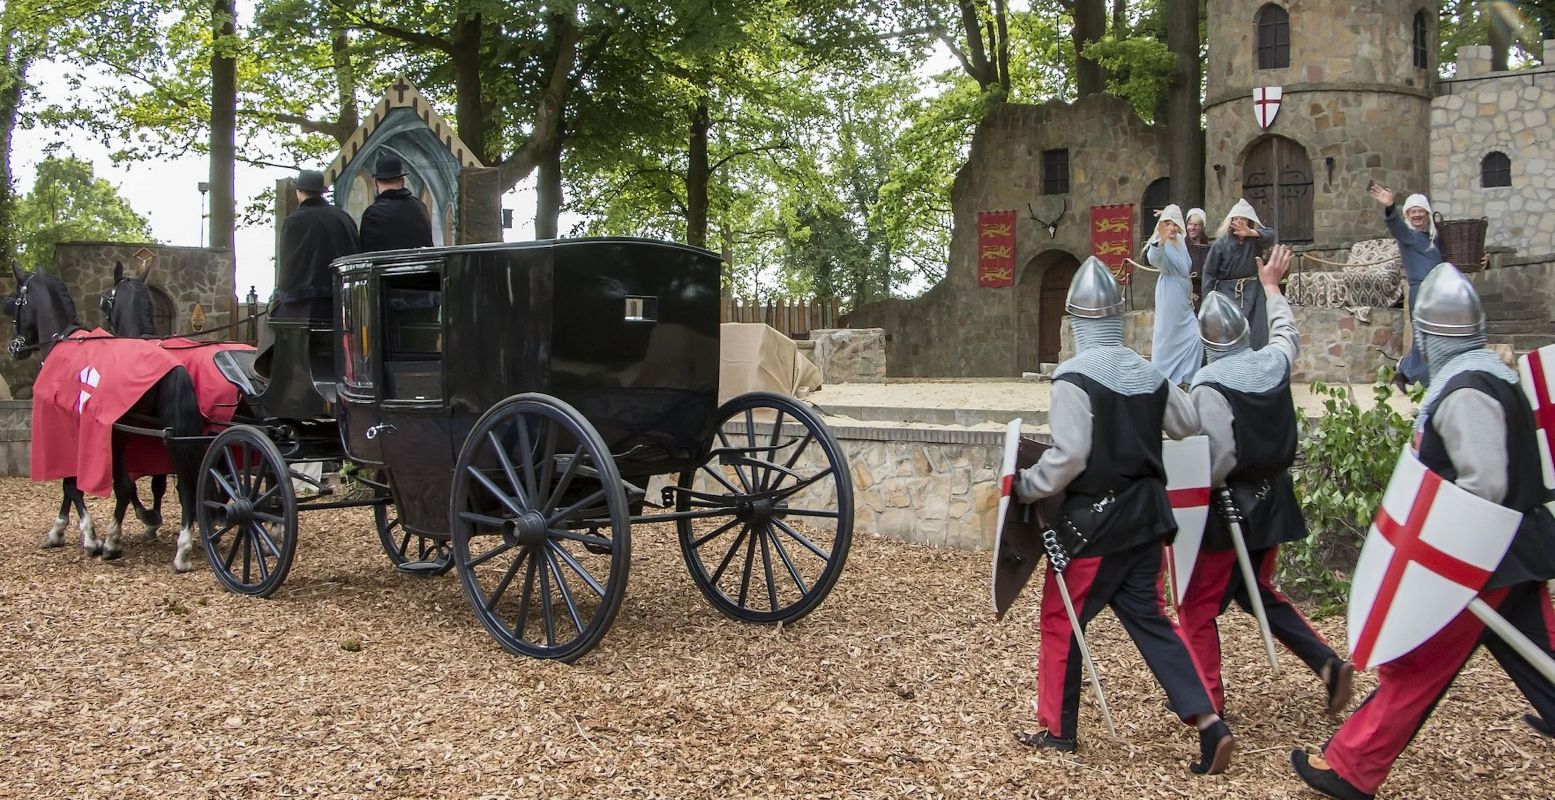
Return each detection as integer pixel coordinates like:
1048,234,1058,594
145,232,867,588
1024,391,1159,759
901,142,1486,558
1258,244,1299,366
1017,380,1092,501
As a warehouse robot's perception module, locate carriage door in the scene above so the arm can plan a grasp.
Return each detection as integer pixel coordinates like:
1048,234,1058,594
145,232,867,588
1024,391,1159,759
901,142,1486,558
337,269,384,465
1242,136,1314,244
375,265,453,535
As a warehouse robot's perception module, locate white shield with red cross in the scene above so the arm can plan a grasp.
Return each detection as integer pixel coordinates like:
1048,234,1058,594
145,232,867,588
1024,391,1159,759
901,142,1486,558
1517,344,1555,494
1253,86,1283,129
1163,436,1212,601
1348,445,1524,670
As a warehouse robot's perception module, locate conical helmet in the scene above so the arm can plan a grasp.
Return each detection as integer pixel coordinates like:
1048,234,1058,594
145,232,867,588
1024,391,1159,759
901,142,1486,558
1065,256,1124,319
1198,291,1249,351
1412,262,1484,337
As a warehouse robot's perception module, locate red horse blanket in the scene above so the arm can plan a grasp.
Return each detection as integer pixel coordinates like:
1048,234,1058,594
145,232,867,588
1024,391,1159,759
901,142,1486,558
31,330,253,496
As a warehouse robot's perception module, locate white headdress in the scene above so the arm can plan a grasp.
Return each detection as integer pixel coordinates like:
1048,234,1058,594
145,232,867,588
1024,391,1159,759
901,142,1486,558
1403,193,1437,240
1148,204,1187,246
1215,198,1264,239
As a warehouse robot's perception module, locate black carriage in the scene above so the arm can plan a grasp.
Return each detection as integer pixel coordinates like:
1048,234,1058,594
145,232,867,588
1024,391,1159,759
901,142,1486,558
196,238,853,661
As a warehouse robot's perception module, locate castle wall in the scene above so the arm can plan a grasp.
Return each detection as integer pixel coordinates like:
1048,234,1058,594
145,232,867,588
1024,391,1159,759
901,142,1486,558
1430,46,1555,258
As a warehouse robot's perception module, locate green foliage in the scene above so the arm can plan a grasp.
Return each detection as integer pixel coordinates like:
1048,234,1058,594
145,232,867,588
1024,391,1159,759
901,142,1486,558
1083,33,1174,123
1282,367,1423,614
14,156,153,270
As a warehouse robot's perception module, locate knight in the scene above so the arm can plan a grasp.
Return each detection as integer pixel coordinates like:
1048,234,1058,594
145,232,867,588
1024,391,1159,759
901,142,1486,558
1179,244,1354,717
1012,256,1234,774
1292,263,1555,800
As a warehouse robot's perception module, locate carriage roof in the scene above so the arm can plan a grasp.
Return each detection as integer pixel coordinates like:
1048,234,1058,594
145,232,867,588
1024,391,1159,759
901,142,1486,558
331,236,720,275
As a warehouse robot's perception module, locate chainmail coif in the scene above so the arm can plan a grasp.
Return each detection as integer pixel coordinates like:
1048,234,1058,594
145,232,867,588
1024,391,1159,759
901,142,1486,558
1055,316,1166,395
1192,338,1290,393
1418,330,1517,414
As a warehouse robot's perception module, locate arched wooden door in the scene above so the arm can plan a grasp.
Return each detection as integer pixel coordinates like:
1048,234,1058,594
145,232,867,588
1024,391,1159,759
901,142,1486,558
1039,256,1080,366
148,285,177,335
1242,136,1313,243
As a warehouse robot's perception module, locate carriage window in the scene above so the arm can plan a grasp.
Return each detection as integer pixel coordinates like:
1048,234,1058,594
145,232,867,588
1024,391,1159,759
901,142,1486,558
340,275,374,391
382,270,442,401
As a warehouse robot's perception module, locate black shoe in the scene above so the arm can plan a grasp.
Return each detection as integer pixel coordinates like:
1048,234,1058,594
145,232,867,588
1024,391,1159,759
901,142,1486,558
1525,713,1555,738
1015,730,1077,753
1290,750,1373,800
1191,720,1234,775
1325,659,1356,715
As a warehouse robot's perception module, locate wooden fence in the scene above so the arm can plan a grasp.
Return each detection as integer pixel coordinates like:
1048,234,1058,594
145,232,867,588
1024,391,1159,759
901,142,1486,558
720,298,842,339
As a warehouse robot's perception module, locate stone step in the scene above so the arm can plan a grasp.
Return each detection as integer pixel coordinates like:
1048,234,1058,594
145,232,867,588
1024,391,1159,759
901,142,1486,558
1487,333,1555,354
1487,319,1555,335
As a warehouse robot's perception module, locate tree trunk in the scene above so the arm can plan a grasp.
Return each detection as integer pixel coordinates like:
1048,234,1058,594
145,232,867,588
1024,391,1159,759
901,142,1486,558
451,13,488,164
1072,0,1107,97
956,1,996,89
1164,0,1204,207
0,23,26,265
1488,6,1512,71
496,10,578,192
685,96,709,248
994,0,1010,92
1112,0,1126,33
209,0,236,252
535,138,562,239
330,28,358,145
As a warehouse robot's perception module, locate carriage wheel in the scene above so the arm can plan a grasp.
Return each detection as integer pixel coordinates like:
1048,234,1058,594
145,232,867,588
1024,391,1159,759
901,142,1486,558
196,425,298,597
449,393,631,662
676,391,853,624
371,470,452,576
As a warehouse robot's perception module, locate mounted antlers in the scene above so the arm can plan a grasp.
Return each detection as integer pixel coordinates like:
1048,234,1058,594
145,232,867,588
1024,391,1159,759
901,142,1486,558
1028,199,1067,239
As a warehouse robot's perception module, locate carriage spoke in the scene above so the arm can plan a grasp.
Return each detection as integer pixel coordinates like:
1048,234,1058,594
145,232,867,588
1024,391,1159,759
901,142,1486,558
512,549,539,642
466,465,527,518
466,539,517,569
545,528,614,551
759,525,779,611
538,552,557,647
489,430,532,510
767,526,809,595
549,542,607,598
543,545,587,636
546,488,607,527
458,510,510,529
537,424,559,509
248,527,274,583
737,523,759,608
246,521,283,561
759,411,787,491
221,525,245,571
690,517,741,549
743,409,761,490
781,431,815,471
241,528,254,583
221,448,242,495
778,507,841,519
252,483,283,508
710,524,751,584
252,511,287,526
542,445,585,513
716,430,755,493
206,521,237,546
698,462,744,495
514,417,541,504
482,546,527,613
772,518,832,562
208,471,242,504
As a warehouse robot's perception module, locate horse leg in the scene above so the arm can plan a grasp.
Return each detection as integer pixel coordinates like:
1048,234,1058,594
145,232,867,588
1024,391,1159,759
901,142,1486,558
162,368,204,574
44,479,74,548
72,480,96,548
103,458,138,561
134,474,167,543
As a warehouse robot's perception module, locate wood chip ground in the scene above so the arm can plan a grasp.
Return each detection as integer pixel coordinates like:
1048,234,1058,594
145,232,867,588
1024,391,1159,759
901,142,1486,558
0,477,1546,798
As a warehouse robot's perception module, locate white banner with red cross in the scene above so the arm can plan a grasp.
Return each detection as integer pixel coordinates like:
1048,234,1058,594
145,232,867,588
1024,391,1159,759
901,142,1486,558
1253,86,1283,129
1348,445,1523,670
1517,344,1555,494
1163,435,1212,603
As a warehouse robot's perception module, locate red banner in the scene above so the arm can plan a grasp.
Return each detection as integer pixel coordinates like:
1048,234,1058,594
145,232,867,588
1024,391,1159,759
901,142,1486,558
977,210,1017,288
1090,204,1135,286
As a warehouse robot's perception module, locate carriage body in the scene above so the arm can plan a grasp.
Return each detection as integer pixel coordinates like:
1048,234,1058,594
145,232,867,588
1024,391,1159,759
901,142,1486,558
332,238,723,535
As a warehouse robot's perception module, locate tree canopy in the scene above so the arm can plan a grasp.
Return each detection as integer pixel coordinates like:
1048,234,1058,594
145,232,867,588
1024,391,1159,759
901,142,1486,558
14,156,153,270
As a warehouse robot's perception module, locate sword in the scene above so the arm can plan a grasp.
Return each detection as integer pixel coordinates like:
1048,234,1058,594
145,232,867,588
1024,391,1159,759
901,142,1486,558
1052,567,1118,737
1467,598,1555,686
1215,488,1280,671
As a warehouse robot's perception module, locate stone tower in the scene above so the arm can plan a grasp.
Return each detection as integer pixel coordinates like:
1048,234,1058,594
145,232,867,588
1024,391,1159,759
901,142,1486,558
1204,0,1435,246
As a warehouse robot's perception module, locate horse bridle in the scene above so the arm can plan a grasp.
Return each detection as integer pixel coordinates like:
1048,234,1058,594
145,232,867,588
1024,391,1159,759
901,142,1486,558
6,273,67,358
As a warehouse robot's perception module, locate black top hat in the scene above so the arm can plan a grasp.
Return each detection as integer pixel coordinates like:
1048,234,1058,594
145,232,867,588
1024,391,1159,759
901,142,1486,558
294,169,327,193
371,154,408,180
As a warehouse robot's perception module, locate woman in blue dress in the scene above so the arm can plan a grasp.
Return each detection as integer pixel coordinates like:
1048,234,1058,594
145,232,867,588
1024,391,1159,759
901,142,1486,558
1145,204,1203,384
1369,182,1440,389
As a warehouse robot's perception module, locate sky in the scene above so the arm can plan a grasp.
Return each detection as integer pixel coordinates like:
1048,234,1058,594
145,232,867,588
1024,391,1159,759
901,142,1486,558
11,61,555,299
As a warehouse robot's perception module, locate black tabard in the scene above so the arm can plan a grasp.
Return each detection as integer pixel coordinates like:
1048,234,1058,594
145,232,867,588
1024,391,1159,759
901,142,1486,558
1200,375,1307,551
1053,373,1175,557
1419,369,1555,588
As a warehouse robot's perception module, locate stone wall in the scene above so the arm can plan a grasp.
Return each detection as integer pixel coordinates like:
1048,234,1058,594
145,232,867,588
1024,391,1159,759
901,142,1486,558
1430,48,1555,258
808,328,887,384
847,95,1169,377
0,243,236,399
0,400,29,477
1204,0,1433,246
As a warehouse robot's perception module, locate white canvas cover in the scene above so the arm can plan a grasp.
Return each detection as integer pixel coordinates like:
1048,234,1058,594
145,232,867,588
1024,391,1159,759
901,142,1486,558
1163,435,1212,601
1348,445,1523,670
718,323,822,406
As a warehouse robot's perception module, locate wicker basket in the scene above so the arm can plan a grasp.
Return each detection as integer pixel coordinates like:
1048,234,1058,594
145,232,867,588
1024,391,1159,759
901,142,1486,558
1435,214,1488,272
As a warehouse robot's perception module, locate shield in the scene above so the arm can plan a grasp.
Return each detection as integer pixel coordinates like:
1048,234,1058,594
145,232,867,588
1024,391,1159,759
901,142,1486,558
1348,445,1523,670
1253,86,1282,129
1517,344,1555,491
1163,435,1212,603
991,420,1061,619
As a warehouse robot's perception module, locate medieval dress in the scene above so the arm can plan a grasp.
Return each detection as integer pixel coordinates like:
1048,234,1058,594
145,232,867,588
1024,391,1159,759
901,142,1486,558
1203,203,1275,349
1383,196,1443,386
1180,289,1346,714
1146,227,1203,384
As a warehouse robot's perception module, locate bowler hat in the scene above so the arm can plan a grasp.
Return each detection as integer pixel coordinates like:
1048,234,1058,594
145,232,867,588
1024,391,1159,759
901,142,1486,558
294,169,327,193
371,154,408,180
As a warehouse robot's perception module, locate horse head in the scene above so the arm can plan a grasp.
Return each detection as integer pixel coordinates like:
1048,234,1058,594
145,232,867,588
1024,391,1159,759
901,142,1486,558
5,263,80,360
100,260,157,337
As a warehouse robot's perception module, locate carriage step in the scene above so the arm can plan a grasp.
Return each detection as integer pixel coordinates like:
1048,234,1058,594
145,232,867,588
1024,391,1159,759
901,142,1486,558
395,558,451,576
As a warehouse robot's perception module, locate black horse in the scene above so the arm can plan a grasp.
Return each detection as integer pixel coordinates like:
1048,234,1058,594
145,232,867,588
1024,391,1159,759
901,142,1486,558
4,263,204,568
100,260,171,538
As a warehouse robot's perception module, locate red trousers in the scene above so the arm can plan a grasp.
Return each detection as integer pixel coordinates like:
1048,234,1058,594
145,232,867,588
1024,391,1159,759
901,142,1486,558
1176,545,1337,712
1323,582,1555,794
1038,542,1214,738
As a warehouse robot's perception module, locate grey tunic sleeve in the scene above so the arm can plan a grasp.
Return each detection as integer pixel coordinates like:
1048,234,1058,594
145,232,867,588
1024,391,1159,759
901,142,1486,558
1432,387,1509,504
1264,288,1299,367
1191,386,1238,486
1164,381,1201,439
1017,380,1092,500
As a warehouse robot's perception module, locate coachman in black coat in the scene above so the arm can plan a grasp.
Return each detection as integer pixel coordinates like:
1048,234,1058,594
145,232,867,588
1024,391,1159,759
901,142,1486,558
359,154,434,252
275,180,360,322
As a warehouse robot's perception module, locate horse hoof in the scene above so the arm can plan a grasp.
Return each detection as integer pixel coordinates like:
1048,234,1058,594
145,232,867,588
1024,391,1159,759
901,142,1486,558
104,550,123,561
140,529,159,544
85,546,103,557
42,538,65,549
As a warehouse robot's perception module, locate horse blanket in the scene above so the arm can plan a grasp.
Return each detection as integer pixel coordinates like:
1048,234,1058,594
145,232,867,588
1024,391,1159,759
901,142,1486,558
31,329,253,496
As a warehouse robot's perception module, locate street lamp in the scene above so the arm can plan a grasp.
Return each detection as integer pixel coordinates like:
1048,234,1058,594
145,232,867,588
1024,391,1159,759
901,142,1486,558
197,181,210,248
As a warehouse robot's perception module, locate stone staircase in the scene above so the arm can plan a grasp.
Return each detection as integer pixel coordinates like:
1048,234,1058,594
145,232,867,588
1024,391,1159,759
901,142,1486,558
1482,293,1555,355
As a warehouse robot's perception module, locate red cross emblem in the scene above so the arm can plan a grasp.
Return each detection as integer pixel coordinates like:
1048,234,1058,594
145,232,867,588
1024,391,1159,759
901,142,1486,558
1348,446,1522,669
1518,346,1555,489
1164,437,1212,601
1253,86,1283,129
